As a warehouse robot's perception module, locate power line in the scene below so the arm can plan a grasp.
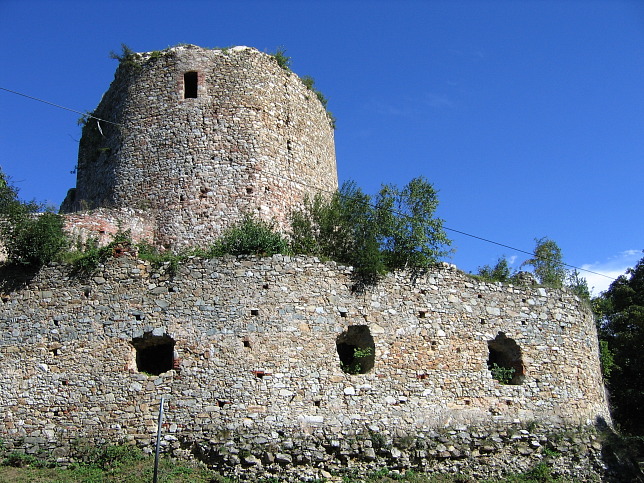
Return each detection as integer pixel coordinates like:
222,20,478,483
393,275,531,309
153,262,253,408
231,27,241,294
0,86,618,281
0,87,120,126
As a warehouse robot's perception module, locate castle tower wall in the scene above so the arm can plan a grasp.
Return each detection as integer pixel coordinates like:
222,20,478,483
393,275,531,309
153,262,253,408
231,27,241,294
64,46,337,248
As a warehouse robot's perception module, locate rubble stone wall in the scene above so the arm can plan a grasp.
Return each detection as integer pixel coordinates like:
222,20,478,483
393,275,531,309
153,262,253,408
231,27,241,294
0,255,610,479
62,208,156,248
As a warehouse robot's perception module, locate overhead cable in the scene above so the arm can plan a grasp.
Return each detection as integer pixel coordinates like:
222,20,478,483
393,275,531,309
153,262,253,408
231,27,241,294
0,86,618,281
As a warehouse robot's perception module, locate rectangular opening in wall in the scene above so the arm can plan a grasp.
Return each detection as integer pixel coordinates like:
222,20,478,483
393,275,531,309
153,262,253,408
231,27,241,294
184,71,198,98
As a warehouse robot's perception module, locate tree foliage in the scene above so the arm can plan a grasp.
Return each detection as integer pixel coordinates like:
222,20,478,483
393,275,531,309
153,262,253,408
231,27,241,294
593,254,644,435
209,214,289,257
290,177,451,285
270,47,291,71
521,237,567,288
377,177,452,271
0,169,67,267
476,256,516,283
567,268,591,300
477,240,591,302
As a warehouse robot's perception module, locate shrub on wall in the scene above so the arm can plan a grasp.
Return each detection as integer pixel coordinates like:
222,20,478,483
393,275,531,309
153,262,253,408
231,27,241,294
209,215,290,257
0,169,67,268
290,177,451,285
476,256,517,283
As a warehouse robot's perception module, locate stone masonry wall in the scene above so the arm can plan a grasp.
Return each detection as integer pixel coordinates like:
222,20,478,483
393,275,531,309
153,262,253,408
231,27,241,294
0,255,610,479
62,208,155,248
61,45,337,249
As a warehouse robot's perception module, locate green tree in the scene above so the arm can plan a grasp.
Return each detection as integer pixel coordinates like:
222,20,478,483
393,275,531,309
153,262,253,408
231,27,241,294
476,256,516,282
0,169,67,267
521,237,567,288
480,240,591,299
290,177,451,284
593,254,644,435
567,268,591,300
377,177,451,272
290,181,386,283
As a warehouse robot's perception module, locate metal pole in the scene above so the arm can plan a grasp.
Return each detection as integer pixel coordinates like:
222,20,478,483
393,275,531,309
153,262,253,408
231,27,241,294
153,397,165,483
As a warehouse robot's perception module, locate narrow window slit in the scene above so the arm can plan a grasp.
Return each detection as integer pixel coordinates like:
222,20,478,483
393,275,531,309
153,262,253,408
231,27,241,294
184,71,198,98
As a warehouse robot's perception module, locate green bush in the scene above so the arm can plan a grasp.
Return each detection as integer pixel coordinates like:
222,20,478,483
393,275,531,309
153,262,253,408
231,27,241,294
1,169,68,268
109,43,141,70
290,178,451,286
301,75,329,109
72,441,144,470
70,230,132,275
489,363,515,384
271,47,291,71
136,240,196,275
341,346,374,375
5,211,67,267
209,215,289,257
2,451,38,468
476,256,516,283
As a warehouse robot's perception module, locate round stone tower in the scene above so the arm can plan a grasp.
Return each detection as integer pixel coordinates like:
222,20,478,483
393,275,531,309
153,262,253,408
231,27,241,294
62,45,337,248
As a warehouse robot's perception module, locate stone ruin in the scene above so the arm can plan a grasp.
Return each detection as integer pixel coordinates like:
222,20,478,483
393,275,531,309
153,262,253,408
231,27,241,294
0,45,614,480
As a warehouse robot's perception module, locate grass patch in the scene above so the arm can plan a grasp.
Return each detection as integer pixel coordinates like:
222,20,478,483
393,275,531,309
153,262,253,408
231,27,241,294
0,444,219,483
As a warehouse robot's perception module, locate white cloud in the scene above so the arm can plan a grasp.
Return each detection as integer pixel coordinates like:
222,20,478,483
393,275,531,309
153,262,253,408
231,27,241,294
580,250,642,296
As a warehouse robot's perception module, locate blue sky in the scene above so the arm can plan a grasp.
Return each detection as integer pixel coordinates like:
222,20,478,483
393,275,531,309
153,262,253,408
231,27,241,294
1,0,642,293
